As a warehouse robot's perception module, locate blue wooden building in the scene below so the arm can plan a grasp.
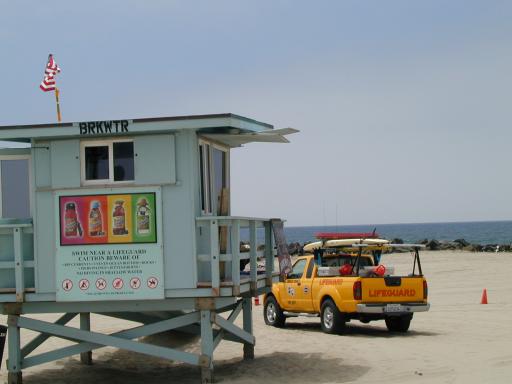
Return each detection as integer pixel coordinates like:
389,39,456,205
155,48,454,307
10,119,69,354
0,113,296,383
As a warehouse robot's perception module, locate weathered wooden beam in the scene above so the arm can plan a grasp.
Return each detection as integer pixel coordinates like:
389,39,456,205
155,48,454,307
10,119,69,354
13,228,24,303
21,313,77,358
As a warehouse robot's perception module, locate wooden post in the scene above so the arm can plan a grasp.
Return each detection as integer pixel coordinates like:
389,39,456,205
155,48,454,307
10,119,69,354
218,188,229,280
230,220,241,296
200,310,214,383
7,315,22,384
0,324,6,370
79,313,92,365
55,88,62,123
242,298,254,360
13,228,24,303
249,221,257,294
210,220,220,296
264,222,273,286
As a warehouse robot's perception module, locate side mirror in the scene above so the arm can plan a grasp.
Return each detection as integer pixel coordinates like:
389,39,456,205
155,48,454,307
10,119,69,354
279,274,287,282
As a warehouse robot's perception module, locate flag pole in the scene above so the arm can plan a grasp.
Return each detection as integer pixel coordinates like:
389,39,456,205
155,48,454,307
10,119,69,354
55,87,62,122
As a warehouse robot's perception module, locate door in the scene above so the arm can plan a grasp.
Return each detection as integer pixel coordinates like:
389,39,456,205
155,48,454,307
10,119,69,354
198,139,230,216
283,258,314,312
198,139,232,278
296,258,315,312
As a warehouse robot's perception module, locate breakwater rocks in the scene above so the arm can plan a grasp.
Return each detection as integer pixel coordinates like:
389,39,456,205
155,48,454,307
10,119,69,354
283,239,510,255
392,238,510,252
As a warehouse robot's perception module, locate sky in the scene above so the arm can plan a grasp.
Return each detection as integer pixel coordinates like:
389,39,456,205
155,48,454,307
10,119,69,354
1,1,511,226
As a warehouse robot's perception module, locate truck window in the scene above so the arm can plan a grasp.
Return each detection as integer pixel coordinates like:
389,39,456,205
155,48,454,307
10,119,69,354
323,255,373,267
306,259,315,278
288,259,307,279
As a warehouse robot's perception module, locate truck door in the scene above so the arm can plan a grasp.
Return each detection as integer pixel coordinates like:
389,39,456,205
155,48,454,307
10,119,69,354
284,258,314,312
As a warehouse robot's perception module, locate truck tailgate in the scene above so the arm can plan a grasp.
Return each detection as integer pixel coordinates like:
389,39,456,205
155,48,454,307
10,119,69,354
361,276,425,303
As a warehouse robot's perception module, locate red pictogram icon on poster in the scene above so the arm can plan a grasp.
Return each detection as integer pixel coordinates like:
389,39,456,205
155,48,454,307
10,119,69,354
95,278,107,290
113,277,124,290
130,277,141,289
79,279,90,290
147,277,159,289
62,279,73,291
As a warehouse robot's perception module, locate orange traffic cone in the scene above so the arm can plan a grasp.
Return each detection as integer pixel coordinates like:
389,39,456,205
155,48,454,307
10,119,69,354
254,296,260,306
480,289,488,304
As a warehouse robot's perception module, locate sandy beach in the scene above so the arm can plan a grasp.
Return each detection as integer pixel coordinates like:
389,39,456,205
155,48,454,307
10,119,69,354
1,250,512,384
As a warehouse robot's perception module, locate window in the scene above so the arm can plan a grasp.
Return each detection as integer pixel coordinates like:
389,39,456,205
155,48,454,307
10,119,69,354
81,140,134,184
199,142,212,213
85,146,109,180
0,156,31,219
288,259,307,279
113,142,134,181
212,146,227,211
198,139,229,215
306,259,315,278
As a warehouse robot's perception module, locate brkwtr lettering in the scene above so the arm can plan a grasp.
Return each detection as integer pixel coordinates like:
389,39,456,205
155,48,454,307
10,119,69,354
78,120,130,135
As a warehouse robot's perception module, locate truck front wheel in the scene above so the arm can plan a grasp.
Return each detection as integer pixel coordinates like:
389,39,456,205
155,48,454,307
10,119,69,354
385,315,412,332
320,299,346,334
264,296,286,327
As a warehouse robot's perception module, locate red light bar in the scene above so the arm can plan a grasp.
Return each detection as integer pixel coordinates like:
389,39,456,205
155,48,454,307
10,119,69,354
315,232,379,240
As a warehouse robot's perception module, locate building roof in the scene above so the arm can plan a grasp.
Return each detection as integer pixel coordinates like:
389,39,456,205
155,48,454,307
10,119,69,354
0,113,297,147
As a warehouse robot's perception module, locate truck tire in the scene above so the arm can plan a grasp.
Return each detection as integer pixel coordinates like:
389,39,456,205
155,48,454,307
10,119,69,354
264,296,286,327
385,315,412,332
320,299,345,334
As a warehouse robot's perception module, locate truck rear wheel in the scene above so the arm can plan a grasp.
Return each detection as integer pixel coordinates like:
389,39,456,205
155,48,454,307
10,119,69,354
320,299,345,334
264,296,286,327
385,315,412,332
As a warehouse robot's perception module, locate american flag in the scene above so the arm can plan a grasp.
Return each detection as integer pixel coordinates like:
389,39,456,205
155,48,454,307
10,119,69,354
40,54,61,92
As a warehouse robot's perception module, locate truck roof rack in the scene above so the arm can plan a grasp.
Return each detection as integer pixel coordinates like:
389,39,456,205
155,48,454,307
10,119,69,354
388,244,426,248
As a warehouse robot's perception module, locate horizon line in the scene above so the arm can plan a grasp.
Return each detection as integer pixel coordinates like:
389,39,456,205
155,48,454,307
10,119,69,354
286,219,512,228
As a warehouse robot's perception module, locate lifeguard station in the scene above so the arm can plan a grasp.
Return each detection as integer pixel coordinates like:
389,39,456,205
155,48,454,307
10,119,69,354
0,113,296,383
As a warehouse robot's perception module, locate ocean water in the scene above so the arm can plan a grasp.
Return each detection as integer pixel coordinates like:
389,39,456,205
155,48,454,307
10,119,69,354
283,221,512,245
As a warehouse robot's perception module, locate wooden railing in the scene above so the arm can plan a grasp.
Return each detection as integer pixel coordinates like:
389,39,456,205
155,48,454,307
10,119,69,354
0,219,34,302
196,216,275,296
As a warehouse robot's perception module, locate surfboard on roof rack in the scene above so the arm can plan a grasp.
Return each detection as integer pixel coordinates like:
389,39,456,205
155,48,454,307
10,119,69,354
303,238,389,253
315,231,379,240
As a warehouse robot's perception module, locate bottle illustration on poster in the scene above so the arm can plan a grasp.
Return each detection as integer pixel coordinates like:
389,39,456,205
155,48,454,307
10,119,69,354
64,202,83,238
60,193,156,245
88,200,104,236
136,198,151,235
112,200,128,235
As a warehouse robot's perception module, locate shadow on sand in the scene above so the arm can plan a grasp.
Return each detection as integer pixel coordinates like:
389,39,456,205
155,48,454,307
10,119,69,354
20,351,369,384
283,320,440,338
14,324,436,383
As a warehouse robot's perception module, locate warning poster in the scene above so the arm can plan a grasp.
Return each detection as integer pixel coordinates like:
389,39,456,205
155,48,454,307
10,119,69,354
55,188,164,302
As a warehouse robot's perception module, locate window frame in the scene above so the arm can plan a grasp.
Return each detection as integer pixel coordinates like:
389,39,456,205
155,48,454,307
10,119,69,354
0,154,33,219
288,258,308,279
80,138,134,186
306,259,315,279
198,138,230,215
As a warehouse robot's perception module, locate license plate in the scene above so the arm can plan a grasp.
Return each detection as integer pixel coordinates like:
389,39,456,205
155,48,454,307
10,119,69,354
385,304,403,313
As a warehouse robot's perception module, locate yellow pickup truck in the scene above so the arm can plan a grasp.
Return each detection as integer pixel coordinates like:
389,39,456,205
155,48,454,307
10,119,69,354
264,244,429,334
